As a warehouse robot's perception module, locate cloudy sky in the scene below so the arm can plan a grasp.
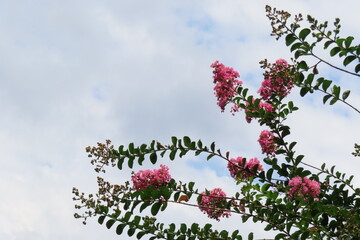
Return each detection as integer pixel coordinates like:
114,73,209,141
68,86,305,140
0,1,359,240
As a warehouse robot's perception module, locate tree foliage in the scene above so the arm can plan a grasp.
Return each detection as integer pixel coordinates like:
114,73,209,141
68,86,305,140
73,5,360,240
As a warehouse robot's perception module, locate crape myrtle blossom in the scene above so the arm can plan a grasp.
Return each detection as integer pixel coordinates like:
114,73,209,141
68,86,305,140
288,176,321,201
258,130,277,156
245,99,274,123
211,61,243,112
198,188,231,221
258,59,294,100
228,157,264,180
131,165,171,191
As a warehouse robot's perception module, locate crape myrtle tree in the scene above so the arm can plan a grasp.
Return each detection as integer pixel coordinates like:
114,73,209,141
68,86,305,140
73,6,360,240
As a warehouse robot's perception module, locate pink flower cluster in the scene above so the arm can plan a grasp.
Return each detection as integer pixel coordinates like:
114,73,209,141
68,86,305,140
227,157,264,179
258,59,294,100
288,177,321,200
258,130,277,156
131,165,172,191
211,61,243,112
245,100,274,123
198,188,231,221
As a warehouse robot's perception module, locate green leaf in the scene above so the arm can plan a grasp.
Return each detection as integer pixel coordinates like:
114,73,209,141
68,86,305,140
295,72,305,83
180,223,187,233
188,182,195,191
339,50,347,57
295,155,304,165
305,74,314,85
118,145,124,154
301,231,309,240
294,50,305,59
123,212,132,222
127,227,136,237
232,230,240,239
345,36,354,48
203,223,212,233
342,90,350,100
300,87,309,97
128,143,135,153
106,219,116,229
300,170,311,177
314,77,324,89
266,168,274,181
140,144,147,152
329,97,338,105
151,201,162,216
275,233,287,240
330,165,335,174
210,142,215,152
322,80,332,91
171,136,177,146
324,40,334,49
355,64,360,73
183,136,191,147
297,61,308,70
150,152,157,164
336,38,345,47
98,215,106,224
177,235,186,240
299,28,311,40
138,155,145,165
285,34,297,46
161,187,171,200
169,223,176,232
136,231,146,239
132,216,141,226
242,88,249,97
117,157,125,170
261,183,270,192
169,150,177,160
289,141,297,150
151,189,161,199
128,156,134,168
173,191,180,201
331,85,340,98
116,224,126,235
330,46,341,56
242,215,250,222
290,42,302,52
220,230,229,239
150,141,156,149
288,101,294,110
197,140,203,149
160,201,168,211
343,55,356,66
248,232,254,240
322,94,332,104
191,223,199,234
140,201,151,212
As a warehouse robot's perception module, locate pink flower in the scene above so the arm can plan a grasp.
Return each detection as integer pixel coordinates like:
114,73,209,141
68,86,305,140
288,177,321,200
245,100,274,123
131,165,171,191
198,188,231,221
228,157,264,179
275,58,288,66
258,130,277,156
211,61,242,112
258,59,294,100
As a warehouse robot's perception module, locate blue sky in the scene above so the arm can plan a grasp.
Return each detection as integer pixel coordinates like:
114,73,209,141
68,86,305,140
0,1,359,240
